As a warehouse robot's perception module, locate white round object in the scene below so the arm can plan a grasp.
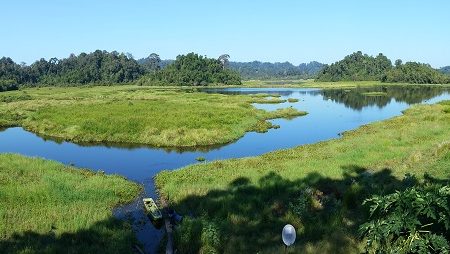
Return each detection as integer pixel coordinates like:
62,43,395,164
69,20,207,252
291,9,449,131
282,224,296,246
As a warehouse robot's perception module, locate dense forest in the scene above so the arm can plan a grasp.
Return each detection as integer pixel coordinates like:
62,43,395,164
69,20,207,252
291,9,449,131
0,51,241,88
317,51,450,84
316,51,392,82
383,62,449,84
2,50,449,90
0,51,143,86
138,57,325,80
136,53,241,86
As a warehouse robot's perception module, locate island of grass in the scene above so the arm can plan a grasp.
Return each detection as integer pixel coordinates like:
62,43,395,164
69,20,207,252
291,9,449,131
0,86,306,147
0,154,142,253
287,98,299,103
155,101,450,253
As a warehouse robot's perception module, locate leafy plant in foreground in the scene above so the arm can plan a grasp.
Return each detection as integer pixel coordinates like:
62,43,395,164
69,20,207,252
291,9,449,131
359,184,450,253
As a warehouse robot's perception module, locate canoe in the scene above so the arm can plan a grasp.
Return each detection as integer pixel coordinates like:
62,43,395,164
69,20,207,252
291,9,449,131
143,198,163,221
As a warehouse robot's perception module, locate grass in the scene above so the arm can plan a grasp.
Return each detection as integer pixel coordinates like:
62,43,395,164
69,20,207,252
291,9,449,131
0,154,142,253
0,86,306,147
287,98,299,103
155,101,450,253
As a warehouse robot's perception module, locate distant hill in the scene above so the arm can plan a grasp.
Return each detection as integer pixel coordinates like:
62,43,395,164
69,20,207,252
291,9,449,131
137,57,324,80
440,66,450,75
229,61,324,80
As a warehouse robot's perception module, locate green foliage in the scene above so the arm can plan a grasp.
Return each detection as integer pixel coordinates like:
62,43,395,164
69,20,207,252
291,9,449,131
1,51,144,86
383,62,449,84
136,53,241,86
0,79,19,92
316,51,450,84
0,58,24,83
360,184,450,253
316,51,392,82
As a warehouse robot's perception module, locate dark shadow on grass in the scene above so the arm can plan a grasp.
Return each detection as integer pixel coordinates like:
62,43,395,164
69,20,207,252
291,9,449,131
0,216,138,254
168,166,445,253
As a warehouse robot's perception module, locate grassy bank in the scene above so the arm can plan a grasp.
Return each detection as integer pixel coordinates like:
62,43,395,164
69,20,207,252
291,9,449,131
0,86,306,147
155,101,450,253
0,154,142,253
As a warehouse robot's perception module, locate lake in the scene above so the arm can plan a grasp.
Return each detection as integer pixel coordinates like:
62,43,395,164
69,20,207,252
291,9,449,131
1,85,449,253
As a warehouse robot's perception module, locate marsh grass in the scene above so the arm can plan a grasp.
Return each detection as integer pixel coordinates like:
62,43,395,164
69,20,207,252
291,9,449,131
0,154,142,253
155,101,450,253
287,98,299,103
0,86,307,147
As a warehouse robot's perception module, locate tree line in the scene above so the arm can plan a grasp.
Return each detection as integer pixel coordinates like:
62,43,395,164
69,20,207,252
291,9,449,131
0,50,143,87
136,53,241,86
317,51,450,84
0,51,242,89
138,57,325,80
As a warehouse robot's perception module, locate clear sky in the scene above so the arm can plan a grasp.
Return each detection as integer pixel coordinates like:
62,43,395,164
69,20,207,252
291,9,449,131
1,0,449,67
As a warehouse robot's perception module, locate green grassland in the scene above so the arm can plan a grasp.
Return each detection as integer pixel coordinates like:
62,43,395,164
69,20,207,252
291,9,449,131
0,86,306,147
155,101,450,253
0,154,142,253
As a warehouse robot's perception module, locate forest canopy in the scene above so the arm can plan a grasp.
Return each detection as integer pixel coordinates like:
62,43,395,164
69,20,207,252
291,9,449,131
1,50,449,89
136,53,242,86
316,51,392,82
0,51,242,87
383,62,449,84
0,51,143,86
317,51,450,84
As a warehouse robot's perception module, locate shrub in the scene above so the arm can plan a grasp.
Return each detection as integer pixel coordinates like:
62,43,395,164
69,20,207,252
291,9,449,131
359,184,450,253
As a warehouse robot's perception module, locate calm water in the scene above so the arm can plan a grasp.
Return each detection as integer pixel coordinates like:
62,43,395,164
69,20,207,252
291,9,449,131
1,85,449,253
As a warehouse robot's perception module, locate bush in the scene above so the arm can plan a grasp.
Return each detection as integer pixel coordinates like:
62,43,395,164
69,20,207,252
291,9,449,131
0,79,19,92
359,184,450,253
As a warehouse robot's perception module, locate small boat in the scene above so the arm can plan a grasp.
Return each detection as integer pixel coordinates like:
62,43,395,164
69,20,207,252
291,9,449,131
143,198,163,221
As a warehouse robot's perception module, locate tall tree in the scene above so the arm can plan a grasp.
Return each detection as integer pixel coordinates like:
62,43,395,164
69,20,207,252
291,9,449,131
218,54,230,70
146,53,161,71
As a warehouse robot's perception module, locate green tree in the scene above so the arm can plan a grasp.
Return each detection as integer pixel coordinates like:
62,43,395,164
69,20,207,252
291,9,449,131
316,51,392,82
138,52,241,86
382,62,449,84
218,54,230,69
146,53,161,71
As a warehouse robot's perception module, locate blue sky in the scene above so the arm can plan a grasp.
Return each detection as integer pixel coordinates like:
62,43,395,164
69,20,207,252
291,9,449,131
1,0,449,67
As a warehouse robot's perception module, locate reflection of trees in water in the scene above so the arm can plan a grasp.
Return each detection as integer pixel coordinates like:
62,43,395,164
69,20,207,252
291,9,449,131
321,86,449,110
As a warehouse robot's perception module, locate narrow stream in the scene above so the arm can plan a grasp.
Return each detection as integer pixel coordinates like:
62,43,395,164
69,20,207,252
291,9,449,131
1,86,449,253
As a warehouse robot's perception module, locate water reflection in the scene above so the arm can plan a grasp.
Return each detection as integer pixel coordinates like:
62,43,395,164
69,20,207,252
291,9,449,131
320,85,450,110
